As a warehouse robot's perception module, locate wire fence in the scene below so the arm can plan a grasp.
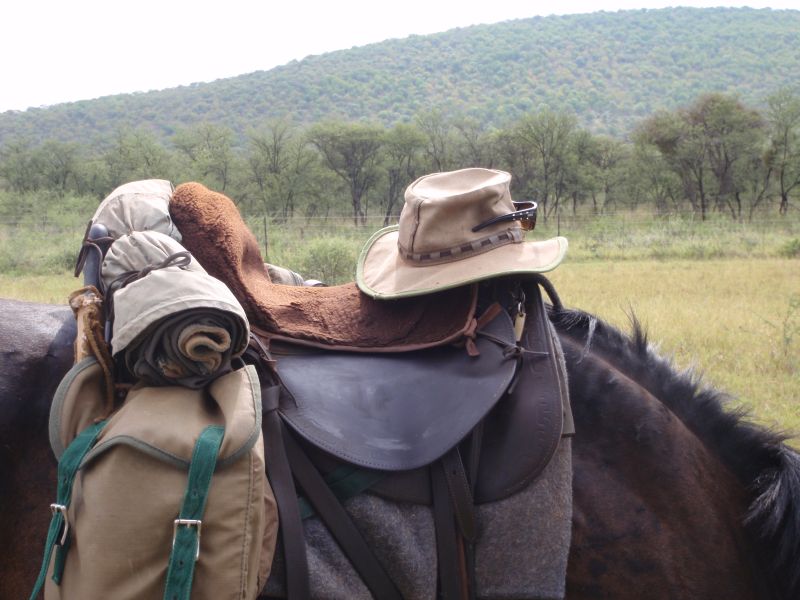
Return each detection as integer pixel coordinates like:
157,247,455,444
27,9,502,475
1,209,798,240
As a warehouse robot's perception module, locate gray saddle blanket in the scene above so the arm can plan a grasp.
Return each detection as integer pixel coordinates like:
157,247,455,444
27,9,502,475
262,438,572,599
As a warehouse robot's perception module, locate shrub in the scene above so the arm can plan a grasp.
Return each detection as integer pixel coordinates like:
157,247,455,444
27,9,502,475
295,236,360,285
780,238,800,258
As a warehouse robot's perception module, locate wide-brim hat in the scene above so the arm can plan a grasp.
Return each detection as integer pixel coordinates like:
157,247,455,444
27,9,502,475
357,168,568,299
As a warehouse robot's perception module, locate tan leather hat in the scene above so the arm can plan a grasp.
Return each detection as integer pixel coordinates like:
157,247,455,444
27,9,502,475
357,168,568,299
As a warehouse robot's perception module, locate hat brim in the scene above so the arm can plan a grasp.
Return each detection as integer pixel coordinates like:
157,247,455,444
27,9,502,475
357,226,568,300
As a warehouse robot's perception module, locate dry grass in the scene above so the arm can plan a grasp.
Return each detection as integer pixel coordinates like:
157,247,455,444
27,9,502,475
0,272,79,304
548,258,800,434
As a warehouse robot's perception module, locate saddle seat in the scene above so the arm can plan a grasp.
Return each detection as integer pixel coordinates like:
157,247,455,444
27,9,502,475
170,182,477,352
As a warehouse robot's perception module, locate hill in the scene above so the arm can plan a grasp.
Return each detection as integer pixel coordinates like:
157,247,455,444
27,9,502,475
1,6,798,145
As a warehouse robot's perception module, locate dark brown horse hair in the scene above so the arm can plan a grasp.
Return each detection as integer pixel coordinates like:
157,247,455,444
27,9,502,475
549,305,800,600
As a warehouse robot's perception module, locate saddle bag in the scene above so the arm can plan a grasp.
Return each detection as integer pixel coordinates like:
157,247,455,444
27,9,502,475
32,359,278,600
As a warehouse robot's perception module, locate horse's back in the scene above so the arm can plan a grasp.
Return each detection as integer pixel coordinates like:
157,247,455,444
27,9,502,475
0,300,73,597
555,311,788,600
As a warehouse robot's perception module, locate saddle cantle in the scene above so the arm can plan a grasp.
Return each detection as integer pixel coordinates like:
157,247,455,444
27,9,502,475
169,182,478,351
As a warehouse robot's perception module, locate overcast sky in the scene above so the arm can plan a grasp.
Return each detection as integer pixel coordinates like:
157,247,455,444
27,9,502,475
1,1,796,113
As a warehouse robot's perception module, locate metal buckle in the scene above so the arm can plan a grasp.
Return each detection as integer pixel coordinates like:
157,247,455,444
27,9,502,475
173,518,202,561
50,503,69,546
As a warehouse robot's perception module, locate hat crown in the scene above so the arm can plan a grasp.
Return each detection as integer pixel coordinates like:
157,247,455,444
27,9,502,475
398,168,518,259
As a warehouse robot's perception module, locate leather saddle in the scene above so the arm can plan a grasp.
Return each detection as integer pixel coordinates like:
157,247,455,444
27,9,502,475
255,279,570,600
167,182,571,598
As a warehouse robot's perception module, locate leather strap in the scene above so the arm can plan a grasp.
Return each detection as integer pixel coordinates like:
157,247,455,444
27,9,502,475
163,425,224,600
262,383,310,600
283,428,403,600
432,460,469,600
441,448,476,542
29,420,107,600
464,425,484,600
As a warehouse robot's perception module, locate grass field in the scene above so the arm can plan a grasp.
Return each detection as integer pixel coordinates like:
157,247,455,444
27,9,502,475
548,258,799,434
2,255,798,436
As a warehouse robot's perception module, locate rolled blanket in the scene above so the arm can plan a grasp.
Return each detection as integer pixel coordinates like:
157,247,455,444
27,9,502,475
91,179,181,241
103,231,249,375
125,309,248,388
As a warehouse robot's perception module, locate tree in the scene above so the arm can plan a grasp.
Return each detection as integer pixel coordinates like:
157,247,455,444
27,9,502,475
765,88,800,215
415,110,457,172
307,122,383,226
452,117,498,168
636,94,767,220
688,94,765,220
103,129,174,190
493,127,538,208
637,109,712,219
379,123,426,225
626,142,682,215
247,120,317,221
591,136,630,212
561,129,598,216
38,141,81,197
510,110,577,219
173,123,238,192
0,139,43,193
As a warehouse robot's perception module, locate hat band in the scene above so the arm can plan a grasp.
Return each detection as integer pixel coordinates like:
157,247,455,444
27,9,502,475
399,228,523,266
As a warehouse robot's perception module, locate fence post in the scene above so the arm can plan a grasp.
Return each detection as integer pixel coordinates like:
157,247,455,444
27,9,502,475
264,215,269,262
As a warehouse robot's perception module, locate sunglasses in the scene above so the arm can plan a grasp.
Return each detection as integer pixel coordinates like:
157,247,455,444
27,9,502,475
472,201,538,233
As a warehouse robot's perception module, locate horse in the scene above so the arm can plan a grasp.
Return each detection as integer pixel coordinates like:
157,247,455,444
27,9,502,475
1,297,799,600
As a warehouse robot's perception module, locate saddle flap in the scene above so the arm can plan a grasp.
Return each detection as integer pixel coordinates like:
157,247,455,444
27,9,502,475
474,282,566,502
292,280,570,506
275,310,518,471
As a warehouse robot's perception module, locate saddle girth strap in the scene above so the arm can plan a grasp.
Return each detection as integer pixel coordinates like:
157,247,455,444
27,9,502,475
441,448,476,542
163,425,225,600
262,384,311,600
463,425,484,600
432,460,470,600
282,428,403,600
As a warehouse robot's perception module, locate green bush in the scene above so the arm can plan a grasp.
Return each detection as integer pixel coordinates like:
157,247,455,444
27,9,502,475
295,237,361,285
780,238,800,258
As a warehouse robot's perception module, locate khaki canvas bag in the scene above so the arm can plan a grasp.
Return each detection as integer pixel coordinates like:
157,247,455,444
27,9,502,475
33,358,277,600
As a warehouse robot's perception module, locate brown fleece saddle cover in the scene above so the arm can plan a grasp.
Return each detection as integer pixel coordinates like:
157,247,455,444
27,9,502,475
169,182,477,351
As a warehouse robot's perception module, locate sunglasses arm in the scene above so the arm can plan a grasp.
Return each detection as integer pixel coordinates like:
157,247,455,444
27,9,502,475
471,205,537,233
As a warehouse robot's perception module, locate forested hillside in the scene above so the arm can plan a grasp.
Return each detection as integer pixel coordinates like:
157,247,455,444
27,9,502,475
1,7,798,144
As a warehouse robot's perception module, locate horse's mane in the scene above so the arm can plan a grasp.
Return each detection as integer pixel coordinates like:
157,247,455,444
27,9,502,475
549,306,800,599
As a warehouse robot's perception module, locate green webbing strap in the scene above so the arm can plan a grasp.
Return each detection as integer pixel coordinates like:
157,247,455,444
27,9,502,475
163,425,224,600
297,465,385,520
29,420,107,600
